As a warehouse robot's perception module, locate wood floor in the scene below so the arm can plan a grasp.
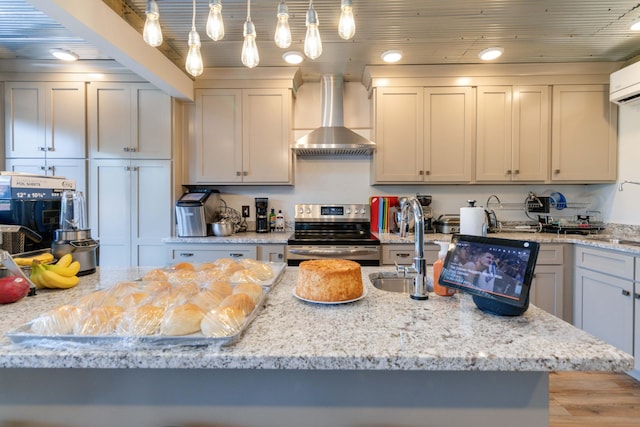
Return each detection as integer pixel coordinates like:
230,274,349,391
550,372,640,426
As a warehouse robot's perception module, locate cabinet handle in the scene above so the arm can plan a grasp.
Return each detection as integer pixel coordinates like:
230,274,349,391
514,169,519,174
396,253,411,258
178,252,194,257
229,253,244,258
47,147,54,151
622,290,631,296
40,166,47,171
236,171,242,176
425,170,430,175
554,169,560,174
418,170,424,175
129,147,137,152
38,146,47,151
506,170,512,174
49,166,55,174
635,293,640,299
124,147,130,152
243,171,248,176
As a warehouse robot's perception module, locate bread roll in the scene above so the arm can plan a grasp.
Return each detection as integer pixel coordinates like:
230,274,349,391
196,268,228,283
173,282,200,299
233,283,263,304
219,293,255,316
170,261,195,271
120,291,151,308
205,281,233,300
195,262,217,271
116,304,164,335
141,268,169,281
74,305,124,335
200,306,245,337
108,281,140,297
229,269,260,283
74,289,116,310
30,305,85,335
168,269,198,284
141,280,172,294
240,259,274,281
214,258,245,275
160,303,205,336
189,289,224,311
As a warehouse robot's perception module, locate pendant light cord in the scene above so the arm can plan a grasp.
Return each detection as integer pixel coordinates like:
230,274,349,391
192,0,196,31
247,0,251,19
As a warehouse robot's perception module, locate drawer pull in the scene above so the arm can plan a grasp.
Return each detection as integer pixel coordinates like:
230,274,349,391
622,290,631,296
229,253,244,258
178,252,194,257
635,293,640,299
396,253,411,258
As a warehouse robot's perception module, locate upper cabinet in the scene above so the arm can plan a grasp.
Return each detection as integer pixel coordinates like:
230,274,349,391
88,82,172,160
475,85,549,182
5,81,86,159
551,84,617,182
195,87,293,185
372,86,473,184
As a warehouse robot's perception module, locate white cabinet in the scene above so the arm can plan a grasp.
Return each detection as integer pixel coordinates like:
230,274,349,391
88,82,172,159
635,257,640,376
551,85,617,182
194,88,292,184
529,244,565,319
381,243,439,266
574,246,634,355
257,244,286,262
166,244,258,264
5,81,86,159
372,86,473,183
89,159,172,267
475,85,549,182
5,158,87,195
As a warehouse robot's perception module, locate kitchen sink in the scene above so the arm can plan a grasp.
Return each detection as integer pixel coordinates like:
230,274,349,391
587,236,640,246
368,272,414,293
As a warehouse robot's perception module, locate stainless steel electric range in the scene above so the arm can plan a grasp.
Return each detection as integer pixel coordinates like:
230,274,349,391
286,203,380,266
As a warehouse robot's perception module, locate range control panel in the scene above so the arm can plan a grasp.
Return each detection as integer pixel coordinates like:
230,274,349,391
294,204,370,222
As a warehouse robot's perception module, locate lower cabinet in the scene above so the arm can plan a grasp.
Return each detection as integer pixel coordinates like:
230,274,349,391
530,244,568,320
574,246,635,356
381,243,439,266
166,244,286,264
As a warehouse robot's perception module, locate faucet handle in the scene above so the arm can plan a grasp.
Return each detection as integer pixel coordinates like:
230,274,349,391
396,262,417,277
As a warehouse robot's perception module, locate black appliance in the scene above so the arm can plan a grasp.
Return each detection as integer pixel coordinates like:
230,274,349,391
0,199,60,252
255,197,269,233
287,203,380,266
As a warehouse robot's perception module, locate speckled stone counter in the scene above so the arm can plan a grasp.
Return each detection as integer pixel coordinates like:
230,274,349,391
0,267,633,427
163,231,290,245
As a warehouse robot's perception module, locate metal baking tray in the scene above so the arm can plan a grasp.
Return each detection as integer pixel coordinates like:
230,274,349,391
5,286,269,348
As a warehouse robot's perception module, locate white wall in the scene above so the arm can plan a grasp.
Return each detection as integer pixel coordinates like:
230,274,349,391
188,82,615,228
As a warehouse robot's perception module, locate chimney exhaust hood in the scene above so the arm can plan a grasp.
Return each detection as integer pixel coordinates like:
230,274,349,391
292,75,375,156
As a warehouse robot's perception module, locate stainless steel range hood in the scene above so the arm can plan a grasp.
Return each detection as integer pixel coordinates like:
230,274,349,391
292,75,375,156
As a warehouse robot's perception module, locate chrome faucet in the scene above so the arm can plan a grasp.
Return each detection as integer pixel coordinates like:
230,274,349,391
397,197,429,300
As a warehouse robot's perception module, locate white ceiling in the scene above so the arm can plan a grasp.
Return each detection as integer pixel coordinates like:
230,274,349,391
1,0,639,83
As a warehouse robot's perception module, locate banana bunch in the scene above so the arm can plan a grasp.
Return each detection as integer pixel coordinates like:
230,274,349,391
30,254,81,289
13,252,54,267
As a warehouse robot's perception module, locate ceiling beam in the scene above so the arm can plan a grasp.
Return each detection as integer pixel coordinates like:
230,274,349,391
25,0,194,101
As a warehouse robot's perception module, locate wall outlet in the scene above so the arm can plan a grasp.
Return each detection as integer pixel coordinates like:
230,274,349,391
242,205,250,217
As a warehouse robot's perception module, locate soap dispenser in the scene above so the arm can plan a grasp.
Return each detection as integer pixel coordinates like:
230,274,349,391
433,241,456,297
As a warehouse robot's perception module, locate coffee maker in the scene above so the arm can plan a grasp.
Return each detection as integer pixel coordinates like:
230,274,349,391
175,187,221,237
255,198,269,233
51,190,99,276
417,194,434,232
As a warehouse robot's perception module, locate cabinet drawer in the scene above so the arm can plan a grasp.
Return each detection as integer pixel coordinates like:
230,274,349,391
168,245,257,264
381,244,439,265
575,246,635,280
537,244,564,265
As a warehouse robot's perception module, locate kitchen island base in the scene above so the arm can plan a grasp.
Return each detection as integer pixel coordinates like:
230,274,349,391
0,368,549,427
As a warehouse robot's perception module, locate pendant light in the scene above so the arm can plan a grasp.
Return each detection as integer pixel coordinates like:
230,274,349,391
143,0,163,47
185,0,204,77
241,0,260,68
304,0,322,59
274,1,292,49
338,0,355,40
206,0,225,41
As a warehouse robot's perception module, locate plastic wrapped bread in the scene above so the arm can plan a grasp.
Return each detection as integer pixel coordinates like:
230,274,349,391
232,283,264,304
116,304,164,336
74,305,124,335
218,293,255,316
160,303,206,336
30,305,85,335
200,306,245,337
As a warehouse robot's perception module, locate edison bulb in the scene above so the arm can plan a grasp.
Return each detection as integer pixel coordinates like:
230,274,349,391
338,0,355,40
143,0,163,47
242,19,260,68
304,5,322,59
206,0,225,41
274,2,291,48
185,30,204,77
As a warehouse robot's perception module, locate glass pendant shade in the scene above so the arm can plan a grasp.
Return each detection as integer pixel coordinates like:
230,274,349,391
186,30,204,76
206,0,225,41
143,0,163,47
304,3,322,59
338,0,355,40
242,19,260,68
274,1,292,48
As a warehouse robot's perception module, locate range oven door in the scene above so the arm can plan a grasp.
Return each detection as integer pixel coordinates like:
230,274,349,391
287,245,380,266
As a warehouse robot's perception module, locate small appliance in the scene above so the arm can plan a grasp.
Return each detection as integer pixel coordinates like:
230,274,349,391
51,190,98,276
175,187,221,237
255,198,269,233
416,194,433,232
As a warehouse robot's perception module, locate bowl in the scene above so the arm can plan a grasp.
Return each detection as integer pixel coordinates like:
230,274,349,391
212,221,234,237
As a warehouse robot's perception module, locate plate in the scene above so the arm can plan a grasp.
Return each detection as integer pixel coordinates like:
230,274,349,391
292,288,367,305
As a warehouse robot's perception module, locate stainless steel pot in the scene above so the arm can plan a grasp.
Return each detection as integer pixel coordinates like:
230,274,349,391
434,214,460,234
212,221,234,237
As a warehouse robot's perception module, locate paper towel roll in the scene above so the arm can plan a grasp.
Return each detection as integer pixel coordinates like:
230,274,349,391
460,207,486,236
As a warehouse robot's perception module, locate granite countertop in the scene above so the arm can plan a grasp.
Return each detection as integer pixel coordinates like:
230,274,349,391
163,231,290,245
0,267,633,372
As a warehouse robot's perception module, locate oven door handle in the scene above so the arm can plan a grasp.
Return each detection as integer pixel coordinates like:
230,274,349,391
288,248,378,256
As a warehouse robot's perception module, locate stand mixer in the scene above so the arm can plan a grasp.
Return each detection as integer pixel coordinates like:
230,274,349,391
51,190,98,275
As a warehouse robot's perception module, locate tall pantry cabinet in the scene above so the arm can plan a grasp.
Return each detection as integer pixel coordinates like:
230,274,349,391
88,82,173,267
4,81,87,193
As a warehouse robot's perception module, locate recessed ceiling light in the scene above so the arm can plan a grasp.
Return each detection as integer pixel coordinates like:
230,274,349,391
381,50,403,63
478,47,504,61
631,19,640,31
283,51,304,65
49,48,79,62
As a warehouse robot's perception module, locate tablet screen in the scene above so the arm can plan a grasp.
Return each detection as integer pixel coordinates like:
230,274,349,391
438,234,540,308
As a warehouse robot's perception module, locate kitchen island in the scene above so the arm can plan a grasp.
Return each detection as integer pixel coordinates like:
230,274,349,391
0,266,633,427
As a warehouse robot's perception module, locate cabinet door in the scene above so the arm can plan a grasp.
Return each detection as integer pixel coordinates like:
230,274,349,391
257,244,286,262
5,82,46,157
88,83,132,159
512,85,549,182
530,265,563,318
242,89,292,184
373,87,424,183
574,268,633,354
5,158,46,175
195,89,243,183
551,85,617,182
424,87,473,182
131,85,172,160
89,159,132,267
131,160,172,267
45,82,86,159
476,86,512,182
5,158,87,195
